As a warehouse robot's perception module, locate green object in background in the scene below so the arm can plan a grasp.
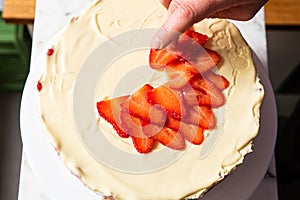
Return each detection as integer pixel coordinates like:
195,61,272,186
0,12,32,91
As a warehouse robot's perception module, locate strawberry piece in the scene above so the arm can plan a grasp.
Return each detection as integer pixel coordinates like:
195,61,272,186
122,84,166,125
131,136,155,154
190,49,220,74
37,81,42,91
164,115,180,131
165,61,198,89
119,110,155,153
204,71,230,91
184,75,225,108
183,106,216,129
181,124,204,145
47,48,54,56
176,29,208,60
97,96,129,138
165,116,204,145
149,48,180,70
183,29,208,46
176,36,220,74
119,109,145,138
147,85,184,120
149,126,185,150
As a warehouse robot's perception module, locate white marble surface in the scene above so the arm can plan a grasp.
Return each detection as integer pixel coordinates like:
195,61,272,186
0,0,3,10
18,0,277,199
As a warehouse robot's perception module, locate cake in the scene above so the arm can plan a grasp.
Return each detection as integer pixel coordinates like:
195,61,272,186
37,0,264,199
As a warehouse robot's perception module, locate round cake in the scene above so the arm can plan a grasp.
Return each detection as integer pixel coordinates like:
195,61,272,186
37,0,264,199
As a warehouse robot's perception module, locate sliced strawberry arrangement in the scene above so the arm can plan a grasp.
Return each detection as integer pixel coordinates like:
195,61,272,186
120,110,155,153
149,48,179,70
183,29,208,46
97,96,130,138
203,71,230,91
164,58,202,89
96,29,230,154
147,84,184,120
183,106,216,130
187,48,220,74
119,109,145,138
131,136,155,154
166,116,204,145
184,75,225,108
121,84,166,125
150,127,185,150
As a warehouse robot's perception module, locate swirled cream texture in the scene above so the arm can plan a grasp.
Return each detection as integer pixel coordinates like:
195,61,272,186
38,0,264,199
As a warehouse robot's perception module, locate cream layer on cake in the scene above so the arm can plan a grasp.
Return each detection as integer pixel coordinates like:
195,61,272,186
38,0,264,199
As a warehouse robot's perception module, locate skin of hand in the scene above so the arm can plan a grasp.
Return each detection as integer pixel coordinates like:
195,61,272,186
151,0,268,48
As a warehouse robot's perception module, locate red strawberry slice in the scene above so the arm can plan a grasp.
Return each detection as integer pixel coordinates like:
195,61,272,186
148,126,185,150
147,85,184,120
120,109,144,138
131,136,155,154
189,49,220,74
97,96,130,138
176,29,208,59
149,48,180,70
204,71,230,91
122,84,166,125
184,75,225,108
142,121,185,150
183,29,208,46
165,116,204,145
165,61,198,89
175,38,220,74
183,106,216,129
119,110,155,153
181,124,204,145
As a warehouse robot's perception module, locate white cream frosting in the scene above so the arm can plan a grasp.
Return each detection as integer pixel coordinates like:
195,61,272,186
38,0,264,199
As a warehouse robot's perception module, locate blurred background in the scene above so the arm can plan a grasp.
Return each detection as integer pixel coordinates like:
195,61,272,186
0,0,299,199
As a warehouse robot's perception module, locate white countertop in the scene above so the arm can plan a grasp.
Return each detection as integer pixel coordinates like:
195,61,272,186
18,0,278,199
0,0,3,10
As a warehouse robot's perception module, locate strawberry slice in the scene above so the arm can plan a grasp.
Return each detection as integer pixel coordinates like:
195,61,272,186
189,49,220,74
166,116,204,145
204,71,230,91
183,106,216,129
131,136,155,154
183,29,208,46
180,124,204,145
175,37,220,74
149,48,180,70
147,85,184,120
119,110,155,153
165,61,198,89
97,96,130,138
133,119,185,150
176,29,208,59
184,75,225,108
120,109,145,138
147,126,185,150
122,84,166,125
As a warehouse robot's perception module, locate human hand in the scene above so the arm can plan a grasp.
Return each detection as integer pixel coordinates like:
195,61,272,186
151,0,268,48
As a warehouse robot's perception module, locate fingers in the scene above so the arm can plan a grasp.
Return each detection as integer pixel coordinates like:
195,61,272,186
151,0,267,49
151,0,206,49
